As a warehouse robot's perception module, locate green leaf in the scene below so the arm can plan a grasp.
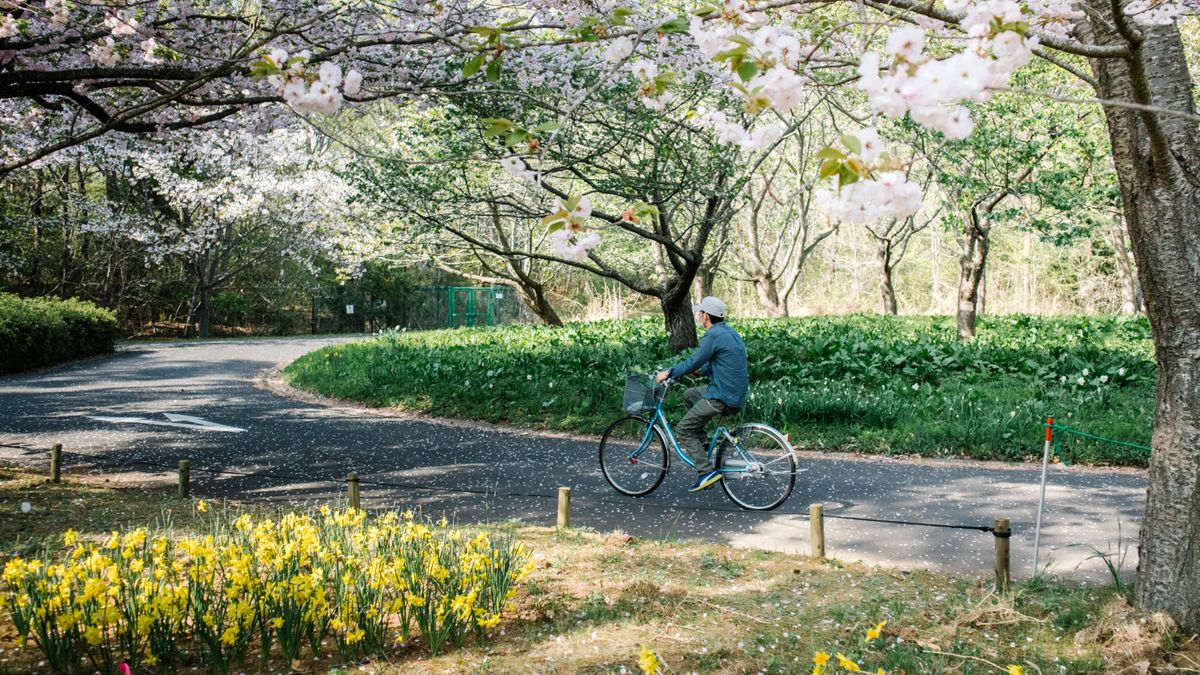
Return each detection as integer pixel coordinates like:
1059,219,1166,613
504,130,529,147
838,165,860,186
726,35,754,47
657,16,690,33
736,60,758,83
818,158,841,180
841,133,862,155
815,146,846,160
713,44,748,62
486,58,502,82
462,53,486,77
532,122,561,134
481,119,513,138
612,7,637,24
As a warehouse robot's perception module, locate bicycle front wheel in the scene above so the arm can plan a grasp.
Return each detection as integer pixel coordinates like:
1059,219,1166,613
599,415,669,497
717,423,796,511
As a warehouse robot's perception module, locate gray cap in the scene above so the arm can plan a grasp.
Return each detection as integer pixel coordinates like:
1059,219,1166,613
692,296,727,317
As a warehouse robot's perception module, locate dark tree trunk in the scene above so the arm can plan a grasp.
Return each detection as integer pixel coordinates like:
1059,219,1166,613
517,283,563,326
956,209,989,340
661,292,697,354
878,244,898,315
198,286,213,339
1083,14,1200,631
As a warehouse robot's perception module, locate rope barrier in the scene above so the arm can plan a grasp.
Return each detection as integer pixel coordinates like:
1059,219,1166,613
1045,421,1151,466
32,449,999,535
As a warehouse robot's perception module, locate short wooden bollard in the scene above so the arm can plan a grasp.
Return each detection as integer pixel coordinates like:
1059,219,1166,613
50,443,62,483
810,503,826,559
177,460,190,498
347,473,361,510
994,517,1011,593
557,487,571,528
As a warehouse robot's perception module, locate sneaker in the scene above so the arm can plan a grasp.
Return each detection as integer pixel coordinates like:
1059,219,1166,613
689,470,723,492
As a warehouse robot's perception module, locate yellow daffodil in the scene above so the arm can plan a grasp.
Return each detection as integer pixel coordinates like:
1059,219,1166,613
1008,667,1024,675
836,652,862,672
638,647,662,674
866,620,887,641
196,499,208,513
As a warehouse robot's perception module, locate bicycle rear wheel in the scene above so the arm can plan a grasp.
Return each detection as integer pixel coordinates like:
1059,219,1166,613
717,423,795,511
599,415,669,497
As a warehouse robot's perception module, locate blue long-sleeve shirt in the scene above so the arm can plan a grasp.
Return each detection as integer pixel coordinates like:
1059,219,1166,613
667,322,748,410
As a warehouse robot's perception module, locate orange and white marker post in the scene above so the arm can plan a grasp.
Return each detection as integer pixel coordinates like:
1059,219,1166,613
1032,416,1054,577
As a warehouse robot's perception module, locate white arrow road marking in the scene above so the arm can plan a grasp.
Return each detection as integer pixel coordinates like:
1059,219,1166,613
86,414,246,433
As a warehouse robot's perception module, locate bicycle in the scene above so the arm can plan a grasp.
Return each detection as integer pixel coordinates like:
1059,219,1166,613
598,376,797,511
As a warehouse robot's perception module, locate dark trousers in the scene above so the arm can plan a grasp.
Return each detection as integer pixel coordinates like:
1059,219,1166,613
677,386,728,473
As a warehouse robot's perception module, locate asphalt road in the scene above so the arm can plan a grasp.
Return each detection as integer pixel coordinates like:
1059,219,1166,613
0,336,1146,582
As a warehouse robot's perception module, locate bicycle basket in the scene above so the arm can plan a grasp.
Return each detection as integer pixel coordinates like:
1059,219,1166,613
623,375,664,414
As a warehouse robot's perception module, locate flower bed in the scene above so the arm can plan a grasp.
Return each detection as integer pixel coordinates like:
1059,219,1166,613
0,505,532,674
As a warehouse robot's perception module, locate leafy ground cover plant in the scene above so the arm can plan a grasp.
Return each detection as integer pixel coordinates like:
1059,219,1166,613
284,315,1154,465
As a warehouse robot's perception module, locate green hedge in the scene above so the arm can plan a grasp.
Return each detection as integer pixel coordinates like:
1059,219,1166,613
284,315,1156,466
0,293,119,373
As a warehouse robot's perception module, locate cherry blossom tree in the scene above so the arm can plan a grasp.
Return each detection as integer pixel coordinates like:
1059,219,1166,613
728,127,839,317
128,128,367,336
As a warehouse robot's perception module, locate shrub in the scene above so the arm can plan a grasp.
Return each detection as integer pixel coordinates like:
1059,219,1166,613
0,293,119,373
0,505,533,674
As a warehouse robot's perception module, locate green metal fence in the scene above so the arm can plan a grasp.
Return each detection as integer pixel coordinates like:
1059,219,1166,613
403,286,526,330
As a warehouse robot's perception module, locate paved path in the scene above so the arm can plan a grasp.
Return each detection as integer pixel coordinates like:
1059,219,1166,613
0,337,1146,582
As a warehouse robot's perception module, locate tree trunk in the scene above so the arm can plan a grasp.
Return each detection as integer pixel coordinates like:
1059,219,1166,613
878,243,898,315
929,226,941,314
752,274,786,318
692,272,715,303
1110,217,1144,314
198,286,213,339
517,283,563,326
1085,17,1200,631
661,293,697,354
956,210,989,340
1023,232,1036,314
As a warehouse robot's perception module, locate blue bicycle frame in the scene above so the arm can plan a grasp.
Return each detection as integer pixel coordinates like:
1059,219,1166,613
634,380,749,474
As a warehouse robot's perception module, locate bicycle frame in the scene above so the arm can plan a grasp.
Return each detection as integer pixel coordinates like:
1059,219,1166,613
633,380,753,475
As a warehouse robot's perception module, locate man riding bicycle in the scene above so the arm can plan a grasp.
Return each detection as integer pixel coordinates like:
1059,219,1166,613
655,296,748,492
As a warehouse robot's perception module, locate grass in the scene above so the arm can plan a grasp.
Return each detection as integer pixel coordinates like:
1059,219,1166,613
283,314,1155,466
2,466,1196,674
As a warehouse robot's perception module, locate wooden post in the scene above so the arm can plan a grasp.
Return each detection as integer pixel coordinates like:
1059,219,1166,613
994,517,1011,593
50,443,62,483
177,460,190,498
557,487,571,528
347,473,360,510
810,504,826,559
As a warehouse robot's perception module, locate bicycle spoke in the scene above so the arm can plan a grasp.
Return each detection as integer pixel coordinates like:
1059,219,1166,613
717,424,795,511
600,416,669,497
